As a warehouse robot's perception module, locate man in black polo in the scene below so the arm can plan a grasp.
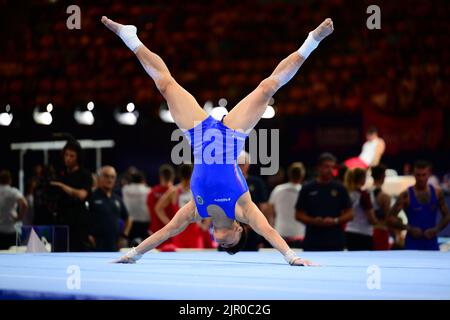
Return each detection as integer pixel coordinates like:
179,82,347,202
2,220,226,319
296,153,353,251
88,166,132,252
50,140,92,252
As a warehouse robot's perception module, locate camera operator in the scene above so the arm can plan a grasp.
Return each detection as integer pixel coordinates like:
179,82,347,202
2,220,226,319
50,139,92,252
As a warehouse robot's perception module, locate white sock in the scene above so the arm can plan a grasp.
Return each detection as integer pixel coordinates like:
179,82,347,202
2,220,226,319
297,32,320,59
118,25,143,53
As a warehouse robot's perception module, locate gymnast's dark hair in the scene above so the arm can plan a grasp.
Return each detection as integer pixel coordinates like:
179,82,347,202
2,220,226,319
224,222,248,255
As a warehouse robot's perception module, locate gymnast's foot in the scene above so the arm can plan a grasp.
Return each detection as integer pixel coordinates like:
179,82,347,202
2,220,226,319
101,16,142,52
312,18,334,42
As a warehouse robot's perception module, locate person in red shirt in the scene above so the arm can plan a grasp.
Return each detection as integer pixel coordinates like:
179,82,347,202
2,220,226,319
156,164,215,249
147,164,175,249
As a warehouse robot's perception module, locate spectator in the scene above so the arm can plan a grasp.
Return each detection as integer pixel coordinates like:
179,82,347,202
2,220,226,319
344,126,386,169
442,172,450,195
344,168,378,251
0,170,28,249
296,153,353,251
88,166,132,252
428,173,440,189
91,173,99,191
369,164,393,250
32,165,58,225
122,170,151,246
388,160,450,250
157,164,213,248
50,140,92,252
23,178,37,225
403,162,413,176
237,151,269,250
147,164,176,249
268,162,306,248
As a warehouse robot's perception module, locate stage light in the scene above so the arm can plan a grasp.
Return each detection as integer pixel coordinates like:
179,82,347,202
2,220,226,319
0,105,13,126
33,107,53,125
126,102,135,113
210,106,228,120
203,101,214,113
262,105,275,119
218,98,228,107
115,103,138,126
74,110,94,125
159,109,175,123
87,101,94,111
0,113,13,126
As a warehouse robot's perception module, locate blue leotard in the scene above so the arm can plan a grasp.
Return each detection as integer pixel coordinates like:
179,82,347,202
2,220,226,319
405,185,439,250
183,115,249,220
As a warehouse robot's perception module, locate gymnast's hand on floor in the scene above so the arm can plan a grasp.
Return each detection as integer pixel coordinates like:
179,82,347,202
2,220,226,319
112,247,143,264
291,258,320,267
112,255,136,264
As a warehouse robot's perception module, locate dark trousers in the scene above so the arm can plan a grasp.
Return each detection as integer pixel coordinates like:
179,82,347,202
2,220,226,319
94,235,119,252
128,221,150,245
261,237,303,249
0,232,16,250
345,231,373,251
303,245,344,251
55,225,90,252
242,228,262,251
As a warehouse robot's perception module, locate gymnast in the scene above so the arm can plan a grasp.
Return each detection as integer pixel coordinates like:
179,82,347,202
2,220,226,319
101,16,334,266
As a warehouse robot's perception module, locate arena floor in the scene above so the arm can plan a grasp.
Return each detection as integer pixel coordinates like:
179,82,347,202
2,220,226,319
0,250,449,300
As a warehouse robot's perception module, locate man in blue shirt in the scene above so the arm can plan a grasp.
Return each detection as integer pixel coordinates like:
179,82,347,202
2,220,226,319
389,160,450,250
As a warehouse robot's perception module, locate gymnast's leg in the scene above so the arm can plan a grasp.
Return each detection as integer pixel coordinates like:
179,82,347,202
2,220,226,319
223,18,334,132
101,16,208,130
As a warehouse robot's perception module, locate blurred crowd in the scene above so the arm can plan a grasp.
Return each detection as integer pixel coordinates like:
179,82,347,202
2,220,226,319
1,136,449,252
2,0,449,116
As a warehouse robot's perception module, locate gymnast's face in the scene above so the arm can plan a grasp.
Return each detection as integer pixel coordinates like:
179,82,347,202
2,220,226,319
213,223,243,248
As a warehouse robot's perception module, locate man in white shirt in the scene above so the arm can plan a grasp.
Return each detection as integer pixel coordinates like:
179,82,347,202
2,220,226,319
268,162,306,248
122,171,151,245
0,170,28,249
344,126,386,169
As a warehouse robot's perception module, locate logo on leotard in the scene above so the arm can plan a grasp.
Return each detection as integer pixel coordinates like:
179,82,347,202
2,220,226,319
196,195,204,205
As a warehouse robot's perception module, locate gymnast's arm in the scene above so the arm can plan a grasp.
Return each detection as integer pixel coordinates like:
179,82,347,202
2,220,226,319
243,203,317,266
114,201,198,263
